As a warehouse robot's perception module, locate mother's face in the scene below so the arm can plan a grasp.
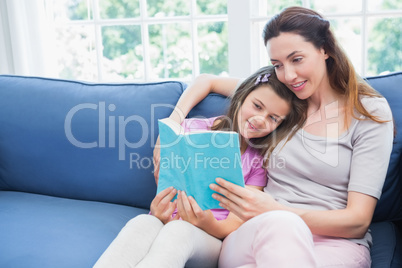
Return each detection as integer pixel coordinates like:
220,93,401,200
266,32,329,100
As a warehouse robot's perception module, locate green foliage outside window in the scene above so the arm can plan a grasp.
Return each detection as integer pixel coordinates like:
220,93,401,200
59,0,227,81
55,0,400,81
367,0,402,75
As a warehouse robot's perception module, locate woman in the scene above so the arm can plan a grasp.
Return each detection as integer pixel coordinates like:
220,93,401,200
153,6,394,267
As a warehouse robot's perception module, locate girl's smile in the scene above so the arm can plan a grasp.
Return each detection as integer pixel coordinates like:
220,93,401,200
247,120,258,130
237,85,290,141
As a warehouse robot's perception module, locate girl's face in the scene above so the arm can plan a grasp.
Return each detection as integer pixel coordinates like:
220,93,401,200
266,32,329,100
237,85,290,140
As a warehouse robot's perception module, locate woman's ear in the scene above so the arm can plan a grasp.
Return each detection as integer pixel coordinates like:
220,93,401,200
320,47,329,60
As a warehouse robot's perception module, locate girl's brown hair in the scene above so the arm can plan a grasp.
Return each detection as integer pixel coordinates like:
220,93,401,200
212,65,307,164
262,6,386,124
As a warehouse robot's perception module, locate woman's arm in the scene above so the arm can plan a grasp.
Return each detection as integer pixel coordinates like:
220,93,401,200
210,179,376,239
295,191,376,238
210,98,393,239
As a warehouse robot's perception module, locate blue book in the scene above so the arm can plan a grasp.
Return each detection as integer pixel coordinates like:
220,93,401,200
157,118,245,210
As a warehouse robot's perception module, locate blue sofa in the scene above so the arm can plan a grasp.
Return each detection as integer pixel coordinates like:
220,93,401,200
0,72,401,267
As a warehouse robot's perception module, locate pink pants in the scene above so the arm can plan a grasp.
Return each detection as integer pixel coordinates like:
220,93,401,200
219,211,371,268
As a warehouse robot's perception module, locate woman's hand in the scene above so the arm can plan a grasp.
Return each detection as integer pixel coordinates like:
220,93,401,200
150,187,180,224
210,178,282,221
176,190,216,229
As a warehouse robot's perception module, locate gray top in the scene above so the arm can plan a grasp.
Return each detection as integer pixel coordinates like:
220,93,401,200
265,97,394,248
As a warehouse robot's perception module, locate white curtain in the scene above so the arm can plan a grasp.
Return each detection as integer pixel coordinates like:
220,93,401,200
0,0,56,76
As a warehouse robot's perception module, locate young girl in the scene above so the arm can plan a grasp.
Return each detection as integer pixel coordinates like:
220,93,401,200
155,6,394,268
94,65,307,267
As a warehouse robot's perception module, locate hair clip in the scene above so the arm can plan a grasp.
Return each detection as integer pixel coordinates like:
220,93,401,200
255,73,271,85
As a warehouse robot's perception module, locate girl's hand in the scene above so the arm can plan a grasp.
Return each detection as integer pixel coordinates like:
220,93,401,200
150,187,180,224
176,190,216,229
210,178,283,221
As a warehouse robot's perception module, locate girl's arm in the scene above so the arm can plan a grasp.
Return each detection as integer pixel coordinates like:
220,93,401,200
168,74,241,124
149,187,180,224
202,211,244,240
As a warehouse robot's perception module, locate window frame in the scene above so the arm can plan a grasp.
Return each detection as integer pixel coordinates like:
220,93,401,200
46,0,228,82
44,0,402,81
228,0,402,78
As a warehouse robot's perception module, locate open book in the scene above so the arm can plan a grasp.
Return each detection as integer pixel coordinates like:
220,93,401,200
157,117,245,210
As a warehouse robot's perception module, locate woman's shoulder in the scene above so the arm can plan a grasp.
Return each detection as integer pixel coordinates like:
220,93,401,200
359,96,393,121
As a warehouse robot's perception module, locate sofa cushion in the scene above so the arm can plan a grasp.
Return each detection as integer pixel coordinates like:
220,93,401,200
370,221,402,267
366,72,402,222
0,191,148,267
0,75,186,208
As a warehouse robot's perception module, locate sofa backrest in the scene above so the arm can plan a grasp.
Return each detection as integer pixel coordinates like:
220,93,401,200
366,72,402,222
0,75,188,209
1,72,400,219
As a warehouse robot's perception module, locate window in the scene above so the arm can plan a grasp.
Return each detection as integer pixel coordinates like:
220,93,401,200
41,0,402,81
229,0,402,77
45,0,228,82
